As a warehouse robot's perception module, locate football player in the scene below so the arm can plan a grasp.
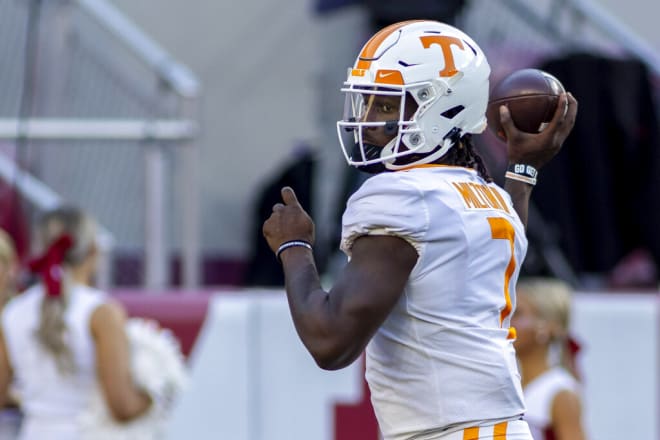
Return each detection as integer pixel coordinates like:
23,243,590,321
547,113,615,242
263,20,577,439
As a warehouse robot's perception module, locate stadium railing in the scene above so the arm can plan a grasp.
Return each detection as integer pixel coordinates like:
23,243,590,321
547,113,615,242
0,0,201,290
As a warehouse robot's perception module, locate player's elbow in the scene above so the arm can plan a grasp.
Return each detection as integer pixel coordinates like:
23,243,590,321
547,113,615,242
308,342,360,371
298,322,366,370
315,357,354,371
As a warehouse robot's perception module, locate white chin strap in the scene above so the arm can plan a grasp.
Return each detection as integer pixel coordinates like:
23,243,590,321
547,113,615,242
383,136,456,170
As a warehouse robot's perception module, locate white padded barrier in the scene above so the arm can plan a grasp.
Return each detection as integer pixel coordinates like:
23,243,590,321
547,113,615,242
571,292,659,440
165,291,363,440
164,289,659,440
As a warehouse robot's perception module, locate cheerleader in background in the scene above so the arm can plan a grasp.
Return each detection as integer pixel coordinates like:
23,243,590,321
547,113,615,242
513,277,588,440
0,206,186,440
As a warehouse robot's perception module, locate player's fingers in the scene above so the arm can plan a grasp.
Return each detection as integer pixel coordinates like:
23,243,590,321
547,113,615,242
498,104,516,136
555,93,578,137
272,203,285,212
544,93,569,131
564,92,578,125
262,220,271,239
281,187,301,207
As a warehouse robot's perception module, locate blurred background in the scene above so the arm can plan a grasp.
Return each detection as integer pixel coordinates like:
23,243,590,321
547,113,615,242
1,0,658,291
0,0,658,439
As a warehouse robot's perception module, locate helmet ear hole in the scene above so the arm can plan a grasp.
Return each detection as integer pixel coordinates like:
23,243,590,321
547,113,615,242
408,134,422,146
416,87,433,102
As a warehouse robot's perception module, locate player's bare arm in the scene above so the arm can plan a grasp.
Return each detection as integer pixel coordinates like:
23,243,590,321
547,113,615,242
263,187,417,370
501,92,578,227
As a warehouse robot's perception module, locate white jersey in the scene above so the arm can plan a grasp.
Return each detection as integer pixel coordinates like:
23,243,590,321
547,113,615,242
341,166,528,440
523,367,580,440
1,283,107,440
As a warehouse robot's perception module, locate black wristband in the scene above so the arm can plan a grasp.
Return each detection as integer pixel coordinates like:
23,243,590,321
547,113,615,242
276,240,313,263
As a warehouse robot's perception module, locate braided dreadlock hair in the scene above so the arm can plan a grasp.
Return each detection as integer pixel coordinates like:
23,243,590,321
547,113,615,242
442,134,492,182
390,129,493,181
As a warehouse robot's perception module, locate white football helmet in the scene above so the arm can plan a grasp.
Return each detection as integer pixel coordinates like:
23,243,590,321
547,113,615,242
337,20,491,172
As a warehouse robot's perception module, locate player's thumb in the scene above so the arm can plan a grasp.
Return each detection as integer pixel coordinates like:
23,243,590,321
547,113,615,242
498,104,515,134
281,186,300,206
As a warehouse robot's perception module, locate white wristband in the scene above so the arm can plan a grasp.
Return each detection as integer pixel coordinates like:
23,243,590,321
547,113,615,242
505,171,537,186
276,240,313,262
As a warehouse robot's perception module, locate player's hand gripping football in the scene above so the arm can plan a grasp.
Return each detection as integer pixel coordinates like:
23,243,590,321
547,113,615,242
263,187,315,255
500,92,578,169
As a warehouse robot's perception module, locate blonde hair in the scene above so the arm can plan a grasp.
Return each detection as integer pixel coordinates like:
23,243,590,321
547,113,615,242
33,206,97,374
516,277,576,375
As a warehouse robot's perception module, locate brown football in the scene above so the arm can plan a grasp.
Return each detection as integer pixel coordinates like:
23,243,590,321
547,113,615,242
486,68,565,141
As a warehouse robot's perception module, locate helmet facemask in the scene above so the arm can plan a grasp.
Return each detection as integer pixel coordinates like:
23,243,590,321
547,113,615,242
337,85,424,173
337,78,470,173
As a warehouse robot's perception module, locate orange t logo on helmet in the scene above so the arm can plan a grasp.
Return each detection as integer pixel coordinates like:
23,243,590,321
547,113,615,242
354,21,470,79
419,35,465,77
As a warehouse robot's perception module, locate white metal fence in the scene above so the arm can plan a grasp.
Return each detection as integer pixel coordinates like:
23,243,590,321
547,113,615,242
0,0,200,289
